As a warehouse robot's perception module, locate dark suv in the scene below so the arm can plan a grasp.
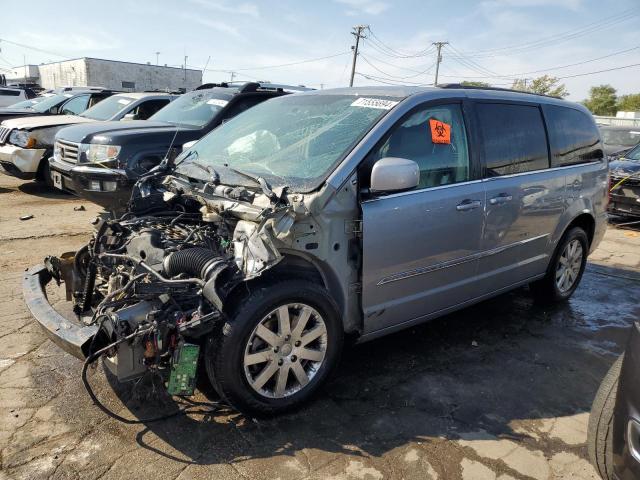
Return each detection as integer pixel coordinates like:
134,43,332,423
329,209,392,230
49,82,309,213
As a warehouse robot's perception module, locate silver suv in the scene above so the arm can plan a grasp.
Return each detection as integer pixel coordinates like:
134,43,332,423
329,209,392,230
25,86,608,416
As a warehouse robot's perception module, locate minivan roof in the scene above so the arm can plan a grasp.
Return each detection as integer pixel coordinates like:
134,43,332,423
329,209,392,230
298,85,585,113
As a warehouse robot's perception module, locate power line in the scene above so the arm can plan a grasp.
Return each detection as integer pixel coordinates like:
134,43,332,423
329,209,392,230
445,43,502,78
450,8,639,58
356,71,433,87
359,50,438,75
0,37,71,60
359,54,436,81
555,62,640,79
438,44,640,80
366,28,434,58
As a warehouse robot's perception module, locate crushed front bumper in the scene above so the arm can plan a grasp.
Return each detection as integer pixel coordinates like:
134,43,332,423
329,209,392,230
23,264,97,360
0,144,46,178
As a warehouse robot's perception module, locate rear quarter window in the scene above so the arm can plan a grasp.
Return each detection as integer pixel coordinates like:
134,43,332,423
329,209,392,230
477,103,549,176
542,104,603,167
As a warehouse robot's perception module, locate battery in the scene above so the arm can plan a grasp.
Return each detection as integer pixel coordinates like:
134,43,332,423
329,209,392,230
167,343,200,396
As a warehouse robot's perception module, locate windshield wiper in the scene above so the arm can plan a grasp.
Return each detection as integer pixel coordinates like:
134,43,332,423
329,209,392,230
178,151,220,183
221,164,278,200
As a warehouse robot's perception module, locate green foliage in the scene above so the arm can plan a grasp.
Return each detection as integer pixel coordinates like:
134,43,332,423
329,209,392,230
617,94,640,112
511,75,569,97
583,85,617,116
459,81,491,87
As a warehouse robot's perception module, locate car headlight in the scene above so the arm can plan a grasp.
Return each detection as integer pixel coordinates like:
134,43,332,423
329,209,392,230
9,130,36,148
83,144,121,164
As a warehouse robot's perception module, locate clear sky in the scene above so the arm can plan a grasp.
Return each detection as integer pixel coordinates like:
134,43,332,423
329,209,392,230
0,0,638,100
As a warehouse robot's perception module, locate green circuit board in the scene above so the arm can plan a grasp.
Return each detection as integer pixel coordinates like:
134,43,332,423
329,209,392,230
167,343,200,396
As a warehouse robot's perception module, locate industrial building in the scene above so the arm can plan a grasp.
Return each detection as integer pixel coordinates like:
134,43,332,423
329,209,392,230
6,57,202,92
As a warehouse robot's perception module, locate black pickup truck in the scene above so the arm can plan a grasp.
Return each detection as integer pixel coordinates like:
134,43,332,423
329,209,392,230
49,82,309,214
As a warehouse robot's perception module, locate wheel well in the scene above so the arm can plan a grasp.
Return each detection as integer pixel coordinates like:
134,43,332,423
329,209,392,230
223,255,329,316
566,213,595,247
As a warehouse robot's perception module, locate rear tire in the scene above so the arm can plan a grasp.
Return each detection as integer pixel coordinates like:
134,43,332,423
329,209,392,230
204,280,343,416
531,226,588,303
587,355,623,480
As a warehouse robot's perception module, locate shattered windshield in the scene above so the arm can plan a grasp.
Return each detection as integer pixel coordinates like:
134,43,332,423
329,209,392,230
175,94,400,192
149,89,231,127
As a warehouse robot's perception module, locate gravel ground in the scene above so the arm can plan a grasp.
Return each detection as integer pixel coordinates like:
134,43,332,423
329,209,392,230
1,174,639,480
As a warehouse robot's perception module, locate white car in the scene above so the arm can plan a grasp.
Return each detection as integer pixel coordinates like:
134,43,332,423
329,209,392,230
0,87,37,108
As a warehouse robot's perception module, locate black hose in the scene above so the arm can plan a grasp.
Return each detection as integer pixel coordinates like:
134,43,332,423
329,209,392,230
81,328,221,424
163,247,220,279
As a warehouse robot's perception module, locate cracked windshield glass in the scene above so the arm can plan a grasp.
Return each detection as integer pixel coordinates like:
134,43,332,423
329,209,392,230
176,94,400,191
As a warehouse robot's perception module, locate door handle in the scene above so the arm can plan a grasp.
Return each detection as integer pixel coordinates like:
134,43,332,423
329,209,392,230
489,194,513,205
456,199,482,211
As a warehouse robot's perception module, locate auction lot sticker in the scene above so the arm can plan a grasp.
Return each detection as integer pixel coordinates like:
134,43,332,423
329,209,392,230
351,97,399,110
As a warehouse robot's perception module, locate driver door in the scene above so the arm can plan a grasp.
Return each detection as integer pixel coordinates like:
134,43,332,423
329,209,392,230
361,101,486,335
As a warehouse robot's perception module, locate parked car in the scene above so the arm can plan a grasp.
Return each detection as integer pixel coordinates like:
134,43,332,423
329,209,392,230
0,86,37,107
25,86,607,416
0,92,174,184
0,89,115,123
1,93,55,110
49,82,307,214
600,125,640,158
588,322,640,480
608,143,640,218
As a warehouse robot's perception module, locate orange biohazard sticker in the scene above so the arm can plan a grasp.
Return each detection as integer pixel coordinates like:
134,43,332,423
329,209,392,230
429,119,451,144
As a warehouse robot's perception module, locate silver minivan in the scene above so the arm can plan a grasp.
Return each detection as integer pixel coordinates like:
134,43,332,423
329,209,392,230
26,86,608,416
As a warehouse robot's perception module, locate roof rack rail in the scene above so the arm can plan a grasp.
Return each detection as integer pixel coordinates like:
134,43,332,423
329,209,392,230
195,82,229,90
438,83,563,100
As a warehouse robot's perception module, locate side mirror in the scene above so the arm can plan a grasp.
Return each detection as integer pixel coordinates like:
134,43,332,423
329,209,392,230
122,113,137,121
370,157,419,193
50,106,59,114
182,140,198,150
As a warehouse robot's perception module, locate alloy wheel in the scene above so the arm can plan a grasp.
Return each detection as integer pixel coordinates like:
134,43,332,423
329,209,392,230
556,239,583,293
243,303,328,399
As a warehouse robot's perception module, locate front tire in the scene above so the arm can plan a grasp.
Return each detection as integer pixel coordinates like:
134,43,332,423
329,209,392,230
531,226,588,303
205,280,343,416
588,355,623,480
35,158,53,188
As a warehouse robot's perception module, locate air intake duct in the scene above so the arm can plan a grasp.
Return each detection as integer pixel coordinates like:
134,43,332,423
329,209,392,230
163,248,236,310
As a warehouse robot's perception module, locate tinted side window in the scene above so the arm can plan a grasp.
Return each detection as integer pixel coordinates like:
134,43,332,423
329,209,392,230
222,96,266,121
477,103,549,176
366,103,470,189
134,99,170,119
0,90,20,96
542,105,602,167
61,95,90,115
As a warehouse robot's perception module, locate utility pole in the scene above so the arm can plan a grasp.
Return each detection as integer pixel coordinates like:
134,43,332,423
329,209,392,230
432,41,448,87
155,51,160,65
229,71,236,82
183,55,188,83
349,25,368,87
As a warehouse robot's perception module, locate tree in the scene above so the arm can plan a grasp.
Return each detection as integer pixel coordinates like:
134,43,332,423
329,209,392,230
617,93,640,112
511,75,569,97
460,81,490,87
583,85,617,116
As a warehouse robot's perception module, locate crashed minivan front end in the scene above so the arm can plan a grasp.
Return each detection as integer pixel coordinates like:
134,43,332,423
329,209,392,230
25,168,314,389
